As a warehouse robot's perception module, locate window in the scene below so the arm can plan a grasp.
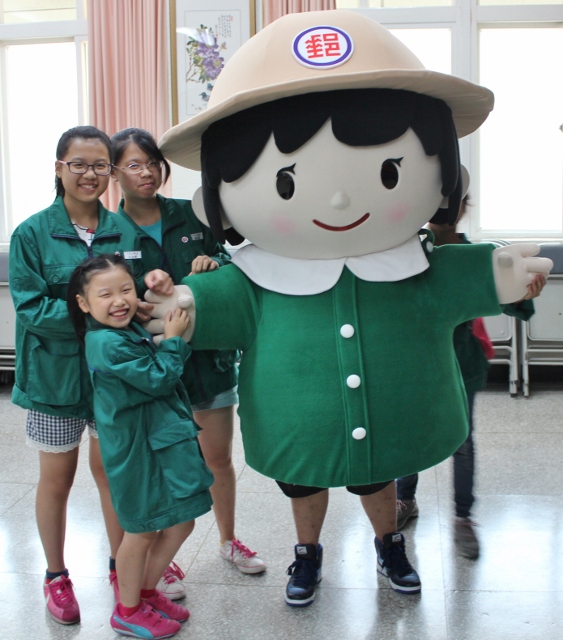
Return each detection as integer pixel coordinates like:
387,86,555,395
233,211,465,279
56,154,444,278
335,1,563,240
0,1,87,244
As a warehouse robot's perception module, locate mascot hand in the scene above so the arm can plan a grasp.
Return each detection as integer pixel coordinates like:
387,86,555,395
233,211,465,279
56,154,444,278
492,244,553,304
145,285,194,318
144,285,196,342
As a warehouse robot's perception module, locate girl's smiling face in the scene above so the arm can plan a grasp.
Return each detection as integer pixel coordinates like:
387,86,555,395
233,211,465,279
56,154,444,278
219,120,445,259
76,265,138,329
55,137,111,206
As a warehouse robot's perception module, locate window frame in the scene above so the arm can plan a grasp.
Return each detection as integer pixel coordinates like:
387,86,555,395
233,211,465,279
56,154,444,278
345,1,563,241
0,16,87,246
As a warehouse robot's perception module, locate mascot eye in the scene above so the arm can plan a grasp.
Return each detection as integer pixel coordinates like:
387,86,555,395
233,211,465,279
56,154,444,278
381,158,402,190
276,164,296,200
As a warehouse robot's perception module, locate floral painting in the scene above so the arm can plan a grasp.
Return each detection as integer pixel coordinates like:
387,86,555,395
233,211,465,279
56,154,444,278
184,25,226,107
176,5,251,121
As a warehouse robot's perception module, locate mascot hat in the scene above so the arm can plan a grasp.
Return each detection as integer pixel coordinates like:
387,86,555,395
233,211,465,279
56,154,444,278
160,10,494,170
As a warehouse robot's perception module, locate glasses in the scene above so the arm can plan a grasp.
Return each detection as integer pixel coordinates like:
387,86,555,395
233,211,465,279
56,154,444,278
58,160,113,176
115,160,163,174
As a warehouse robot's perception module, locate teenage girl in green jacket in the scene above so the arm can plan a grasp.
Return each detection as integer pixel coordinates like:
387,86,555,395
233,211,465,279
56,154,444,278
110,128,265,579
8,126,172,626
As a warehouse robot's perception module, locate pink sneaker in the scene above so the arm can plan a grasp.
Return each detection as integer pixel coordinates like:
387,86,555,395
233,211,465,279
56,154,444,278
144,590,190,622
156,562,186,600
111,602,180,639
43,575,80,625
109,571,120,601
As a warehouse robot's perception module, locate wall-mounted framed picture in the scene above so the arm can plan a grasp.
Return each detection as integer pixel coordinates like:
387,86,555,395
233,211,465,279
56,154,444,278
170,0,256,125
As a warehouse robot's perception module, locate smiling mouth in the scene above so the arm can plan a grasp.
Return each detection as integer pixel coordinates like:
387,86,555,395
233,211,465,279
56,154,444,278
312,213,370,232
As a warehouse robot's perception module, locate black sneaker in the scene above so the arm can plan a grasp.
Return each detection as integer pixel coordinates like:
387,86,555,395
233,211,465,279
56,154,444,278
285,543,323,607
374,532,421,594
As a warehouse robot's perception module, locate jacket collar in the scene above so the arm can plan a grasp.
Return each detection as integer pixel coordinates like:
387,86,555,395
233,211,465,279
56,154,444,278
85,316,151,342
117,194,186,236
48,196,118,238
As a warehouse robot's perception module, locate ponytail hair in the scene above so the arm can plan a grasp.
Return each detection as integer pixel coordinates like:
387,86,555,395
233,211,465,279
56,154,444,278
67,253,134,344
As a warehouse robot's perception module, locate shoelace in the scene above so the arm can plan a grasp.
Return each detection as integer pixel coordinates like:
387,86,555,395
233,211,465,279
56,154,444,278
230,539,257,559
382,543,413,578
48,576,75,606
396,500,409,513
162,561,185,583
286,559,318,588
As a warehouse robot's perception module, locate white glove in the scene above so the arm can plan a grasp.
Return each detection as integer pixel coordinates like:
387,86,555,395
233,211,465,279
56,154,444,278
492,244,553,304
144,285,196,343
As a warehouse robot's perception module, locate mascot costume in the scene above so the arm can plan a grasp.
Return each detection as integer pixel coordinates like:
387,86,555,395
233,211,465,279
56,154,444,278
149,11,552,606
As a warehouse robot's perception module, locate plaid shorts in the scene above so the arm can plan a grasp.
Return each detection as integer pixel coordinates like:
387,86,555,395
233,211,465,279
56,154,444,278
26,409,97,453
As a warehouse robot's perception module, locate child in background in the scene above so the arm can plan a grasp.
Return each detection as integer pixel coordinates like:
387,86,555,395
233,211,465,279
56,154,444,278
396,195,545,558
67,253,213,639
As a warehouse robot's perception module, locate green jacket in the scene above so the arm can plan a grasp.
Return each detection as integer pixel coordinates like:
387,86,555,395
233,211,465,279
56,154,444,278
117,195,238,405
185,241,502,487
452,234,535,393
9,196,144,419
85,319,213,532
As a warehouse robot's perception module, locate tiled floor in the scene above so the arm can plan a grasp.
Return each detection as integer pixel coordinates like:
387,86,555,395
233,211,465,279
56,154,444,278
1,375,562,640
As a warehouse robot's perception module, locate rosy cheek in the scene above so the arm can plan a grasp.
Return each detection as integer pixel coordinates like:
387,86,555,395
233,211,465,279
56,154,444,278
270,216,297,235
386,203,411,224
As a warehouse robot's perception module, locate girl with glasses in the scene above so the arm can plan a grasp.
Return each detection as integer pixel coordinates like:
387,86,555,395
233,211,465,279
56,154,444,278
110,128,265,586
8,125,171,626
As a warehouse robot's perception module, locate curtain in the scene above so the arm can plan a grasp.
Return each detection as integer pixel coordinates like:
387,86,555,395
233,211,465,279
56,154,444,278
87,0,171,211
263,0,336,28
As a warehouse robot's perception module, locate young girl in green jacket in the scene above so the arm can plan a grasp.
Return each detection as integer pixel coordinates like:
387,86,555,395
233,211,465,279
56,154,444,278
67,253,213,639
110,128,265,581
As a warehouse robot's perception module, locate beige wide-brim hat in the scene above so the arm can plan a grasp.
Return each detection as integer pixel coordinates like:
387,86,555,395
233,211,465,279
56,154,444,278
160,10,494,171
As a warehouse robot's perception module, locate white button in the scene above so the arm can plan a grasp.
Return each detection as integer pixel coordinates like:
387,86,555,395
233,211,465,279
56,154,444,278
346,374,361,388
340,324,355,338
426,241,434,253
352,427,366,440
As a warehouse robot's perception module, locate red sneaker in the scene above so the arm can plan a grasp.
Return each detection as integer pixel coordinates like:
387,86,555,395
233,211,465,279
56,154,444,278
111,602,180,638
43,575,80,625
144,590,190,622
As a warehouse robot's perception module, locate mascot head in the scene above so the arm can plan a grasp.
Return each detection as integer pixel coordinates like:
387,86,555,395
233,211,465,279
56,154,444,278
160,10,493,259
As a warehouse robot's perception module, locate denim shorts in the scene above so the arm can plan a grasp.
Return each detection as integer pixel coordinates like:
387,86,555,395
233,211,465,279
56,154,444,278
26,409,97,453
192,386,239,413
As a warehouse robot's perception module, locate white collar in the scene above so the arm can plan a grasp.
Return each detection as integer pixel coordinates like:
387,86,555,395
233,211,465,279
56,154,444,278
231,235,430,295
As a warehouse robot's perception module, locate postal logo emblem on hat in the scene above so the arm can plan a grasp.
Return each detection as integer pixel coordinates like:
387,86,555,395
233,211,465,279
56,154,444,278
292,25,353,69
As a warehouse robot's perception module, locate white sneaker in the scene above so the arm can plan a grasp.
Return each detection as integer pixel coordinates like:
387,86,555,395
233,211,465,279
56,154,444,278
156,562,186,600
219,539,266,574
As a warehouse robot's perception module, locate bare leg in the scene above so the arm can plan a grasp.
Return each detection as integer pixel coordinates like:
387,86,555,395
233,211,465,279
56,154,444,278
36,448,79,573
89,436,124,558
291,490,329,545
196,406,236,544
360,482,397,539
116,531,156,608
142,521,195,590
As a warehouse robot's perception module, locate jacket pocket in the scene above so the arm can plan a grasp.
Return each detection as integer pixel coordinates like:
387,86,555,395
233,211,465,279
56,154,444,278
148,421,213,499
26,334,81,406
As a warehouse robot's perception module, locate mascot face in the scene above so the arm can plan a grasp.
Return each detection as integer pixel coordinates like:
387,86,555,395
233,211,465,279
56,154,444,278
219,120,444,259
